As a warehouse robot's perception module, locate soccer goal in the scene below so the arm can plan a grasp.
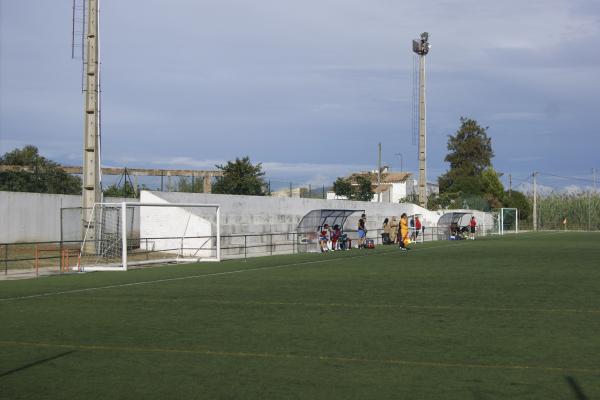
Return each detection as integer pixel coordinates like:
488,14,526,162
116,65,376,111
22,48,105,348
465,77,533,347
499,208,519,235
78,202,220,271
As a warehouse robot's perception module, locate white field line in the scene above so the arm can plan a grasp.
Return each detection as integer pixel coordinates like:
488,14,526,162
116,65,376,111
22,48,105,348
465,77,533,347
0,242,462,302
1,340,600,374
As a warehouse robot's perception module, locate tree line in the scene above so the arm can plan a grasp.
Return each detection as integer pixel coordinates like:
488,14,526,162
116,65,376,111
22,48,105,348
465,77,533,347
2,117,583,226
0,147,269,198
430,117,531,219
329,117,532,219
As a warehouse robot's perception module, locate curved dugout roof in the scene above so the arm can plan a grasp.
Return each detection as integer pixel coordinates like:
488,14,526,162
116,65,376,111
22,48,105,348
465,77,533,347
437,212,472,227
296,209,365,253
297,209,365,233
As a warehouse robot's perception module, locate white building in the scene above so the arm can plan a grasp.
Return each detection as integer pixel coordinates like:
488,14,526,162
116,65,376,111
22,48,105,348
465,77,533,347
373,172,415,203
327,168,416,203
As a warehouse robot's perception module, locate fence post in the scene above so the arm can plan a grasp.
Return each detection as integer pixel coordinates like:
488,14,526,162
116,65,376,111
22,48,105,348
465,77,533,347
244,235,247,261
35,244,39,277
270,234,273,256
4,244,7,275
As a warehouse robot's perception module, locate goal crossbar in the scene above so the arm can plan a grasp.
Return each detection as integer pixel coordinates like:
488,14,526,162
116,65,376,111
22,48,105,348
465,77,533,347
79,202,220,272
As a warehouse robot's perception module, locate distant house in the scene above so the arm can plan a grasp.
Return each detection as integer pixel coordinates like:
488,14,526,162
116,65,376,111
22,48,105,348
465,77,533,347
371,170,415,203
327,167,416,203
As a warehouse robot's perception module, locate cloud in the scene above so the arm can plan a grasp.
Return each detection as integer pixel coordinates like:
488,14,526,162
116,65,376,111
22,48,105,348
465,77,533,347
1,0,599,187
490,112,546,121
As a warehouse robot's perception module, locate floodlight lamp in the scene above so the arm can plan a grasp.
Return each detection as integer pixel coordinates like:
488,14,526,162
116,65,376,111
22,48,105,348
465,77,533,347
412,32,431,55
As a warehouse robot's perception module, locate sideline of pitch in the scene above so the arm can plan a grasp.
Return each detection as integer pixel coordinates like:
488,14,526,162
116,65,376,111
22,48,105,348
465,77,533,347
0,241,463,302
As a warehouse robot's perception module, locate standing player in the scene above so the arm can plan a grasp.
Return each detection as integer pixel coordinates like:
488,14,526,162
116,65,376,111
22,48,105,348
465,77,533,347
469,216,477,240
357,214,367,248
389,216,399,244
414,216,422,242
399,213,411,251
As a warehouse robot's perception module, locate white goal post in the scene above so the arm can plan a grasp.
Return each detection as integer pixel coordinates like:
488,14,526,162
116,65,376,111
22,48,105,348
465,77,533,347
78,202,220,272
499,207,519,235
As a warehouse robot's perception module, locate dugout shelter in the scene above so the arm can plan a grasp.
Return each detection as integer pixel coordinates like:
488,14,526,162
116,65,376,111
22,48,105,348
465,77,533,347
296,209,364,253
437,212,472,240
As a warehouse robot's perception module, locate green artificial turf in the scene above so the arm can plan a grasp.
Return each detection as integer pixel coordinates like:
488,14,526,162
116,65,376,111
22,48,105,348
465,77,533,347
1,232,599,399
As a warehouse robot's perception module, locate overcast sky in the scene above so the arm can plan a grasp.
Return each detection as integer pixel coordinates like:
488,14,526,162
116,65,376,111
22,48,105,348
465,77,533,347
1,0,599,190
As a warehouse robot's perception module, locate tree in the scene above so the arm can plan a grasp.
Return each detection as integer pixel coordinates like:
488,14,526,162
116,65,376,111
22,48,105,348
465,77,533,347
354,175,374,201
212,156,266,196
103,182,137,198
332,175,374,201
481,167,504,209
427,192,460,210
438,117,494,195
333,177,353,199
0,145,81,194
437,118,504,210
175,176,203,193
503,190,531,221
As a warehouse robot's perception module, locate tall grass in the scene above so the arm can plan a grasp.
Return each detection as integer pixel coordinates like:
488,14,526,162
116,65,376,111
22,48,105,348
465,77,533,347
537,193,600,230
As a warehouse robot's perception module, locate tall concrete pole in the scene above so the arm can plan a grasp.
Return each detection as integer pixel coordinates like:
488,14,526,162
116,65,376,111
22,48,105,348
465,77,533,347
82,0,101,249
417,54,427,208
532,172,538,231
412,32,430,209
377,142,382,202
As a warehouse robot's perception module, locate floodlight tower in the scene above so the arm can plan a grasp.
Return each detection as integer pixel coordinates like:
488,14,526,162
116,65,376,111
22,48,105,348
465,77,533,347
82,0,101,251
412,32,430,208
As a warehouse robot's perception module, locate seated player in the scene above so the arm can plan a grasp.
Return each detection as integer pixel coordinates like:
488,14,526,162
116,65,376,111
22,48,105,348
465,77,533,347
319,224,331,253
331,225,341,250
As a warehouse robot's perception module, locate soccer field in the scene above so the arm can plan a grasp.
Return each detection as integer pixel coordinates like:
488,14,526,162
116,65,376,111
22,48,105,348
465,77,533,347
1,232,599,399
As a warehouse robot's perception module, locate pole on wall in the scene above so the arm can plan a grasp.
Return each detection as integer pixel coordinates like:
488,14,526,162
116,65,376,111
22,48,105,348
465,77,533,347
377,142,382,202
82,0,100,253
532,172,538,231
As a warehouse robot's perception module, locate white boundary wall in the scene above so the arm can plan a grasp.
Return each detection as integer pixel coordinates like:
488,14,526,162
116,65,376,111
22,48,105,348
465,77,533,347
2,190,496,248
0,191,133,243
142,190,439,235
138,194,214,257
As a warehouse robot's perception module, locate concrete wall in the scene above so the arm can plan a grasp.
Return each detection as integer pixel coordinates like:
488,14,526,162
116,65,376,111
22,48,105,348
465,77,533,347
143,190,442,258
144,190,438,233
0,191,134,243
0,189,444,252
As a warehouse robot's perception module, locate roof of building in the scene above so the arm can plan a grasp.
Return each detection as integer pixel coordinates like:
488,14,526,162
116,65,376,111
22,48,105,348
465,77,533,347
349,171,412,184
381,172,412,183
373,185,391,194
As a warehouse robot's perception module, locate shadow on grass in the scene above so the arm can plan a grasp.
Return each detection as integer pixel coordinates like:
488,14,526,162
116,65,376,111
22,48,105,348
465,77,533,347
565,376,588,400
0,350,76,379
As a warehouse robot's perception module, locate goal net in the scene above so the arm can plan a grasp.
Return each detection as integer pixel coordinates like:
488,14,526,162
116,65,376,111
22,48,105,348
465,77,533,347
78,202,220,271
499,207,519,235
